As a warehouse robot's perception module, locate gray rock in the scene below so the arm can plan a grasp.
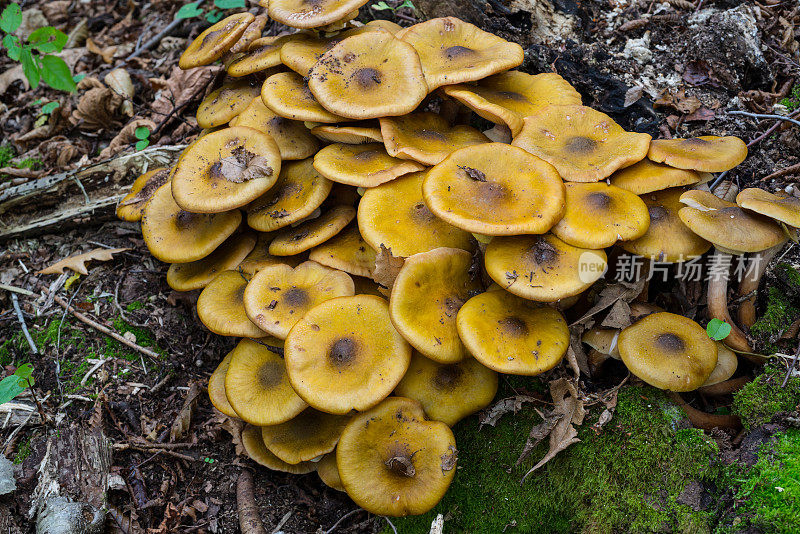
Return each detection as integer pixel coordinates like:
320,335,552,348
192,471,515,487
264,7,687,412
0,455,15,495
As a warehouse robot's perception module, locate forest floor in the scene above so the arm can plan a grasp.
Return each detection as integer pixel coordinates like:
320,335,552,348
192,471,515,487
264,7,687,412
1,0,799,533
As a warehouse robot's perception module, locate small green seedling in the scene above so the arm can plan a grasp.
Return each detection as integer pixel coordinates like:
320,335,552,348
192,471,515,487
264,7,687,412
371,0,416,12
0,363,34,405
203,457,216,464
32,100,60,127
134,127,151,151
706,318,732,341
177,0,246,23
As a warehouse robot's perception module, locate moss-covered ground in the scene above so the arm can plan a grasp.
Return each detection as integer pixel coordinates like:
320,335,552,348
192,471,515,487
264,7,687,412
750,263,800,355
733,361,800,431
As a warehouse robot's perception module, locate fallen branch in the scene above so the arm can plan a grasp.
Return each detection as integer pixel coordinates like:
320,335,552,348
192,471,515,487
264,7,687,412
762,162,800,182
10,293,38,354
727,110,800,129
237,470,267,534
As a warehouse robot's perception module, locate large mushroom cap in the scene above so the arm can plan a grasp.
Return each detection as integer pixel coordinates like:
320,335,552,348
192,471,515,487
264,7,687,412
441,71,582,136
609,159,702,195
618,312,718,392
423,143,566,236
484,234,608,302
357,171,473,257
171,126,282,213
141,183,241,263
179,13,255,69
167,232,256,291
208,351,238,418
196,81,261,129
551,183,650,249
247,158,333,232
243,260,355,339
336,396,457,516
308,32,428,120
379,112,489,166
308,223,377,278
394,352,498,426
261,72,345,123
621,188,711,262
736,188,800,228
241,424,316,474
225,338,308,426
234,97,320,161
313,143,425,188
389,247,482,363
197,271,268,338
117,167,171,222
268,205,356,256
648,136,747,172
268,0,369,29
284,295,412,414
678,190,786,254
310,122,383,144
260,408,350,464
397,17,523,90
512,105,652,182
456,289,570,375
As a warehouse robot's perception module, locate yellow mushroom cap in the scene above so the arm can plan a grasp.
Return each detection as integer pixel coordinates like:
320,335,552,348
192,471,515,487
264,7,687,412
261,72,345,123
197,271,268,338
648,136,747,172
484,234,608,302
230,14,268,54
227,35,298,77
280,25,392,77
308,223,377,278
260,408,350,464
268,205,356,256
313,143,426,188
423,143,566,236
736,188,800,228
357,171,473,257
247,158,333,232
268,0,369,29
316,452,344,491
117,167,171,222
310,122,383,144
551,183,650,249
196,80,261,129
234,97,320,161
397,17,523,91
512,105,652,182
308,32,428,120
167,232,256,291
141,183,241,263
225,338,308,426
179,13,255,69
678,190,786,254
285,295,412,414
243,260,355,339
621,187,711,262
701,343,738,387
240,424,316,474
171,126,282,214
609,159,702,195
456,290,569,375
441,71,582,136
336,396,457,516
582,327,621,359
394,352,498,426
618,312,718,392
238,232,309,275
379,112,489,166
389,247,482,363
208,351,238,418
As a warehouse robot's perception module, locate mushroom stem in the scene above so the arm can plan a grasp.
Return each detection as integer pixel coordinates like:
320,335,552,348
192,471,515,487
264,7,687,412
667,392,741,431
697,375,751,396
706,247,752,353
737,243,785,329
236,469,268,534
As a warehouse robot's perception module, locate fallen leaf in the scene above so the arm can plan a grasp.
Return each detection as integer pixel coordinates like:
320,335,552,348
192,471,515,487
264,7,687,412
38,247,130,275
478,395,538,428
571,279,646,327
373,245,405,290
624,86,644,108
86,37,117,64
70,77,124,131
0,65,28,94
683,60,710,86
685,106,716,121
170,380,203,442
601,299,633,329
515,408,559,465
151,65,221,121
99,118,157,160
591,390,619,434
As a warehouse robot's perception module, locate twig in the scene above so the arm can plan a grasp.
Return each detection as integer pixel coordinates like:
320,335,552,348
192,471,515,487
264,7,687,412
323,509,364,534
113,440,195,451
748,109,800,148
237,469,268,534
762,162,800,182
781,341,800,388
118,444,198,462
383,517,398,534
10,293,38,354
727,110,800,129
271,511,292,534
124,0,206,62
0,283,35,296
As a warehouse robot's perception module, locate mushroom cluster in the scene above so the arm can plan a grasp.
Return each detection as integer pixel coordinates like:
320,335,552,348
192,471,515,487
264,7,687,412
116,2,800,518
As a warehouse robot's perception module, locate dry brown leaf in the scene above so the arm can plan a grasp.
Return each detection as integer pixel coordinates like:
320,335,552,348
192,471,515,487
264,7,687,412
0,64,28,94
151,65,221,121
571,279,646,327
99,118,157,160
86,37,117,63
373,245,405,290
478,395,538,428
70,77,124,131
169,380,203,442
602,299,633,329
590,390,619,434
38,247,130,275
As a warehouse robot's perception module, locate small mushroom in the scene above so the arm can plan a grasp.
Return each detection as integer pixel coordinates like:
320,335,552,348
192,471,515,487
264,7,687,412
268,205,356,256
609,159,702,195
736,188,800,229
227,35,296,77
261,72,345,123
234,97,320,160
648,136,747,172
238,232,309,275
310,122,383,144
229,15,269,55
208,350,239,418
316,452,345,491
268,0,370,29
260,408,350,464
700,343,738,387
197,271,268,338
313,143,425,187
167,232,256,291
240,424,316,474
308,223,377,278
179,13,255,69
379,112,489,165
196,80,261,129
116,167,171,222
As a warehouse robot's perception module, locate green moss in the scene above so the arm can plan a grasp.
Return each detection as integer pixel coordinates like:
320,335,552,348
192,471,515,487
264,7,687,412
126,300,145,311
750,287,800,354
779,84,800,112
16,157,42,170
0,145,14,168
391,386,723,533
13,435,32,464
733,362,800,430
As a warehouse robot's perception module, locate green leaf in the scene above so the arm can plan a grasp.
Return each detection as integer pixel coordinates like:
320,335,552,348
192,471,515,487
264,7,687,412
135,139,150,151
39,54,76,92
28,27,68,54
34,114,48,127
41,101,59,115
371,1,392,10
72,73,85,83
176,3,204,19
214,0,245,9
706,318,732,341
3,34,21,61
134,126,150,140
0,3,22,34
398,0,415,10
205,9,223,23
0,364,32,406
14,363,34,386
20,48,40,89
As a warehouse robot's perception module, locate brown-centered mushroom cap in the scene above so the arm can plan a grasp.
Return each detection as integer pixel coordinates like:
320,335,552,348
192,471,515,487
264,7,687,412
551,183,650,249
261,72,345,123
308,31,428,120
197,270,268,338
167,232,256,291
196,80,261,129
310,122,384,144
241,424,316,474
512,105,652,182
117,167,171,222
208,350,238,418
423,143,566,236
268,0,370,29
308,223,377,278
394,352,498,426
243,260,354,339
141,183,241,263
336,396,457,516
736,188,800,228
285,295,412,414
313,143,426,188
260,408,350,464
456,289,570,375
609,159,702,195
648,136,747,172
618,312,718,392
179,13,255,69
389,247,482,363
234,97,320,160
358,170,473,257
171,126,282,214
268,205,356,256
484,234,608,302
397,17,523,90
379,112,489,166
